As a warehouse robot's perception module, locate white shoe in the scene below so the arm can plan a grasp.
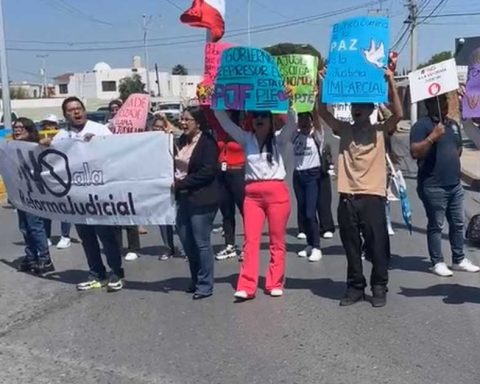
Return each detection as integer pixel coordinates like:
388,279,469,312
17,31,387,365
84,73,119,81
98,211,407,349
297,232,307,240
234,290,248,299
387,225,395,236
298,246,312,258
308,248,323,262
56,236,71,249
215,245,237,260
432,262,453,277
452,259,480,273
322,231,334,239
124,252,138,261
47,239,52,247
270,289,283,297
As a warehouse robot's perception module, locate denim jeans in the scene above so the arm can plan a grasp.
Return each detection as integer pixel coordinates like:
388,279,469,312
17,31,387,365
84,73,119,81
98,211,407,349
293,168,321,248
17,210,51,263
75,224,124,279
176,196,217,296
43,219,71,238
417,182,465,265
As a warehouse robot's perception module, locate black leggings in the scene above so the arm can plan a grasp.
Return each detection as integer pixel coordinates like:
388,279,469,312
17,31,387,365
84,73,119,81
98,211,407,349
218,168,245,246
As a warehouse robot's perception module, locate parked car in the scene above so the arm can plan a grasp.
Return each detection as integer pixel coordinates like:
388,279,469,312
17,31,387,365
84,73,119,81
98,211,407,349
86,111,109,124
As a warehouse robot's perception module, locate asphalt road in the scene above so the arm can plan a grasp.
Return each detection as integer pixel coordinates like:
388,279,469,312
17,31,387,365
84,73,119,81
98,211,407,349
0,130,480,384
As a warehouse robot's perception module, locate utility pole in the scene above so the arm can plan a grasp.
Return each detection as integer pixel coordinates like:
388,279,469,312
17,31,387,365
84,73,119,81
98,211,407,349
407,0,418,124
37,54,48,97
154,63,161,97
0,0,11,129
143,14,152,96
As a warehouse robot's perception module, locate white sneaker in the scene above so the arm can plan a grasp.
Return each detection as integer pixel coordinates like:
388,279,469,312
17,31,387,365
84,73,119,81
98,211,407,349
322,231,334,239
56,236,71,249
452,259,480,273
308,248,323,262
124,252,138,261
432,262,453,277
47,239,52,247
297,232,307,240
234,290,248,299
298,246,312,258
270,289,283,297
215,245,237,260
387,225,395,236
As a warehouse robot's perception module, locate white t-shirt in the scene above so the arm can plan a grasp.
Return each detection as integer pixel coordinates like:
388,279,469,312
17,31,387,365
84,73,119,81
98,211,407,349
276,120,324,171
52,120,112,143
215,110,296,181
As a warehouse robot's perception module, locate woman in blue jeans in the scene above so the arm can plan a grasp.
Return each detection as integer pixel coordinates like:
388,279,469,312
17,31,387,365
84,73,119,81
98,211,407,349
12,118,55,275
174,106,218,300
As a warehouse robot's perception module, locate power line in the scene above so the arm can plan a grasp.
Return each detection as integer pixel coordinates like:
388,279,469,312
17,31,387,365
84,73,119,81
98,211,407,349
6,1,378,53
41,0,113,26
163,0,184,12
418,0,448,25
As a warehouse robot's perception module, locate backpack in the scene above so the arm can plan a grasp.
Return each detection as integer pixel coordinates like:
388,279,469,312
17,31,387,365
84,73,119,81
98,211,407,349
466,214,480,243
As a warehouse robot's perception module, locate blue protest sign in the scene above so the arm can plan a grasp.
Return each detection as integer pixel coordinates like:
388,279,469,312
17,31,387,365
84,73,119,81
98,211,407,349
212,46,289,112
322,16,390,104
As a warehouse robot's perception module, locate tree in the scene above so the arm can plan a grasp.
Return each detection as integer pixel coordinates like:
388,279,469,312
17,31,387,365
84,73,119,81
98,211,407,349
9,87,29,99
417,51,452,69
172,64,188,75
118,74,145,101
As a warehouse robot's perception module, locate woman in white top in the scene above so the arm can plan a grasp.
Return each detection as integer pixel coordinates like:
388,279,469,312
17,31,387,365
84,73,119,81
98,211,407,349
215,109,295,300
283,108,324,262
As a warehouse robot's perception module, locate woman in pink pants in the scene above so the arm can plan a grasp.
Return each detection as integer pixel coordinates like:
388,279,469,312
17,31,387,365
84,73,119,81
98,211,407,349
215,109,295,300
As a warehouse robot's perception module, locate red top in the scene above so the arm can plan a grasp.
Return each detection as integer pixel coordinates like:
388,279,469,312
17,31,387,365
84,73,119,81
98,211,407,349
202,107,245,168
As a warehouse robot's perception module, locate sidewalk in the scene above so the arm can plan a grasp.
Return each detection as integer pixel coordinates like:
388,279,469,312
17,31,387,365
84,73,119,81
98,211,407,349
461,145,480,192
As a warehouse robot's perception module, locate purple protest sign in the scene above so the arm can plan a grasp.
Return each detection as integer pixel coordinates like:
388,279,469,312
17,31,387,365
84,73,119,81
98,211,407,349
463,64,480,118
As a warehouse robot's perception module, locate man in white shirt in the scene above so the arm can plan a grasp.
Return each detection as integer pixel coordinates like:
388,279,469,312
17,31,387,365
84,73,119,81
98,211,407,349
44,97,124,292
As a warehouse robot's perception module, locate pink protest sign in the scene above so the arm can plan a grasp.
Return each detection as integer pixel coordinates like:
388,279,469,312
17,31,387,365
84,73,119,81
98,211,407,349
462,64,480,118
110,94,150,134
198,42,233,105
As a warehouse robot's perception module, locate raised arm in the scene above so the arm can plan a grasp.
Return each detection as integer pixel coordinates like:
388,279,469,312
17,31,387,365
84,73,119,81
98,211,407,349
275,108,297,144
383,70,403,134
214,110,247,146
317,72,345,135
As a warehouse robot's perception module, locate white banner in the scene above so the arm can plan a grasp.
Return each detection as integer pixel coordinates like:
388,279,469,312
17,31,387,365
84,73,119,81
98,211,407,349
0,132,176,225
408,58,459,103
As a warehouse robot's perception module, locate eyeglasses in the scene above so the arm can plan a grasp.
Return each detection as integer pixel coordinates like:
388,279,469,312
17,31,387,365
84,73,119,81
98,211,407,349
251,111,270,118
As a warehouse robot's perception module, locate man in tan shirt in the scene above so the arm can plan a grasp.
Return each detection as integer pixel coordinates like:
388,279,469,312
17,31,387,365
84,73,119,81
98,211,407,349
318,69,403,307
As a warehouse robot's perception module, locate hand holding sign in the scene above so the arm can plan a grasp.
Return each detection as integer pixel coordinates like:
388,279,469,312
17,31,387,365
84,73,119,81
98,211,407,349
212,46,288,112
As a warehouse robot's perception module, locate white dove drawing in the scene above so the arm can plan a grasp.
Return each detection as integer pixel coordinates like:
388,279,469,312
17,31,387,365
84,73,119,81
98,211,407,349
363,40,386,69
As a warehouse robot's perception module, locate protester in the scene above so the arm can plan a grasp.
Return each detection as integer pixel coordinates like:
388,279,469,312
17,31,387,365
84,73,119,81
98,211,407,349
287,106,324,262
107,99,142,262
13,118,55,275
42,97,125,292
318,69,403,308
151,114,185,261
205,108,246,261
215,107,295,300
410,94,479,277
39,114,73,249
175,106,219,300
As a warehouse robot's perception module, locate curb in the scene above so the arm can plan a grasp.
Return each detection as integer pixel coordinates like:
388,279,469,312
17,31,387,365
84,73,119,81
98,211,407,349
461,168,480,192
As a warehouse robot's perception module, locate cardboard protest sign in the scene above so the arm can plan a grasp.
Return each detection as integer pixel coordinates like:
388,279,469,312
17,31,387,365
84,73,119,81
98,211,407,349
110,94,150,134
408,59,459,104
275,54,318,113
198,42,234,105
212,46,289,112
0,133,175,225
323,16,390,104
463,64,480,118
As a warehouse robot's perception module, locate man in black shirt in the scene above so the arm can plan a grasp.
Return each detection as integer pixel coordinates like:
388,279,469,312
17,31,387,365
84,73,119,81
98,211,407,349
410,94,479,277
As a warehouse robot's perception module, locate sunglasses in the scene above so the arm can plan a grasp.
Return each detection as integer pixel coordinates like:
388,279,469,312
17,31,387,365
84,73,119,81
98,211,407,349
251,111,270,118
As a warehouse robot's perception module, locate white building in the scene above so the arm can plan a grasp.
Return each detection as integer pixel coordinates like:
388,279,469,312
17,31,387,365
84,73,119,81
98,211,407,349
53,58,202,102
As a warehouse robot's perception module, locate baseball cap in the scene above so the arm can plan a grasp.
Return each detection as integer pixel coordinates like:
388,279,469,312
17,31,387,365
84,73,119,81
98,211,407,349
43,114,59,123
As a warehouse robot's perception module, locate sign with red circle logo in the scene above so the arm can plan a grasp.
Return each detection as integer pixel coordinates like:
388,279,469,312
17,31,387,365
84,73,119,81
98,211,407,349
428,82,441,96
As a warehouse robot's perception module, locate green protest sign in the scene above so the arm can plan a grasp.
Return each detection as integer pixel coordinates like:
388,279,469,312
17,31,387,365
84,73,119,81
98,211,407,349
275,54,318,113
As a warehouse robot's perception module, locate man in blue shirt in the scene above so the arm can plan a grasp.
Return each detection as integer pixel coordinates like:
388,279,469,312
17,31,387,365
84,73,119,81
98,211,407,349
410,94,479,277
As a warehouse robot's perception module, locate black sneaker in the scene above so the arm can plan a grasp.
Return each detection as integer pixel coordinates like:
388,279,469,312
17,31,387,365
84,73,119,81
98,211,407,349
339,288,365,306
107,274,123,292
18,258,35,273
33,260,55,276
371,286,387,308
